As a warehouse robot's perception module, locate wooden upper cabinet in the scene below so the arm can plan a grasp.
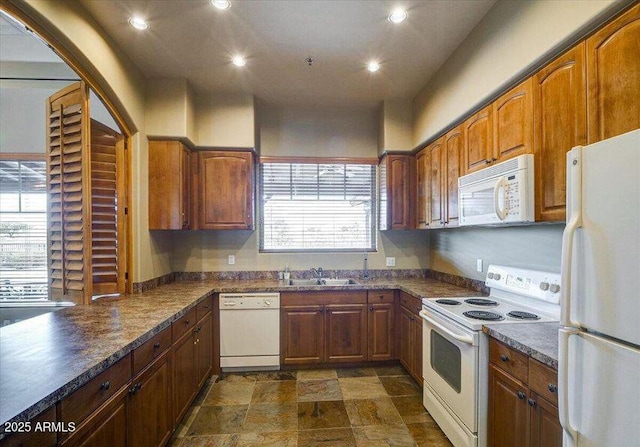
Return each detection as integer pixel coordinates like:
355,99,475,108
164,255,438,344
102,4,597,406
428,138,444,228
379,154,414,230
463,105,493,174
148,140,191,230
586,3,640,143
415,149,430,229
493,78,534,162
444,126,463,227
534,43,587,222
198,151,255,230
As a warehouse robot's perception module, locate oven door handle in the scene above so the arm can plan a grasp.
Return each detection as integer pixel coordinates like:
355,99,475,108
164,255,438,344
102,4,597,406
420,311,474,345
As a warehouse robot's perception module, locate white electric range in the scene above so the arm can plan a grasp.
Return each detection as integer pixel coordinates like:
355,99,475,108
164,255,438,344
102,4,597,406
419,265,561,447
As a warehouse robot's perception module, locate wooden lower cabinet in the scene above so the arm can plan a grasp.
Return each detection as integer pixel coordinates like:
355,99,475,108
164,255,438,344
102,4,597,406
128,350,172,447
195,312,213,389
488,340,562,447
488,365,529,447
1,407,57,447
368,302,394,361
172,327,197,426
60,387,128,447
281,291,395,365
325,304,367,363
281,304,325,365
398,292,423,385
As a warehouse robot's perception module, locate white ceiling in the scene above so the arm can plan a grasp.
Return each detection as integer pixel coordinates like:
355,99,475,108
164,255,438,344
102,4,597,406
80,0,495,109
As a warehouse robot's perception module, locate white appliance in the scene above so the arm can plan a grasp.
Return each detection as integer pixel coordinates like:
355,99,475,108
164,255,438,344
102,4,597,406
420,265,561,447
558,129,640,447
458,154,534,226
219,293,280,371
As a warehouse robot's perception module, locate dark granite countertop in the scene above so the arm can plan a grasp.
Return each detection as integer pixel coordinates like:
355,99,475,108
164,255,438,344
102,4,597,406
482,322,561,369
0,277,480,430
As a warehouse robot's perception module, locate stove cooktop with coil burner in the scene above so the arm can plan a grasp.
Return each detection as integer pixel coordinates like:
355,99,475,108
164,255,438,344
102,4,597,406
422,265,561,331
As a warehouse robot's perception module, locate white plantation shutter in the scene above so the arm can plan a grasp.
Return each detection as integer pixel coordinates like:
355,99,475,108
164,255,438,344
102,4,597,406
260,162,377,251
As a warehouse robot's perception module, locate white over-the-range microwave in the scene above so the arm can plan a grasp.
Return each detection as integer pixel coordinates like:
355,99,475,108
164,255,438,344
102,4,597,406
458,154,534,226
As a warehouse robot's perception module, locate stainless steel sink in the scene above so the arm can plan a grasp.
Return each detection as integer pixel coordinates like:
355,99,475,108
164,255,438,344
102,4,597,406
285,278,361,286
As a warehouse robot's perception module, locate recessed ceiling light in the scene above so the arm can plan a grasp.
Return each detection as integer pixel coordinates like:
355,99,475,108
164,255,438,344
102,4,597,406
367,62,380,73
128,16,149,30
211,0,231,10
232,56,246,67
388,8,408,24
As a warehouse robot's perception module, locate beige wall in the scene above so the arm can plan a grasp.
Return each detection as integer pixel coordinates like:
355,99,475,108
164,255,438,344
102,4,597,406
145,78,196,142
171,230,429,273
15,0,174,282
197,93,255,148
378,99,413,154
412,0,623,147
258,104,378,158
430,225,564,280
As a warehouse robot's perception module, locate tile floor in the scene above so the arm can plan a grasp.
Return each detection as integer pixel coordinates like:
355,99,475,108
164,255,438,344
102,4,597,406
170,365,453,447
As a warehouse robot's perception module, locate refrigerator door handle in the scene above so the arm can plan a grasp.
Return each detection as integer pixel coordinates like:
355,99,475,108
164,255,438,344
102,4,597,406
559,327,579,444
561,147,583,327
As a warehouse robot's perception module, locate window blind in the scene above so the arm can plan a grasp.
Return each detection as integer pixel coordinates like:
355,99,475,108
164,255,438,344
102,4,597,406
260,162,376,251
0,160,48,300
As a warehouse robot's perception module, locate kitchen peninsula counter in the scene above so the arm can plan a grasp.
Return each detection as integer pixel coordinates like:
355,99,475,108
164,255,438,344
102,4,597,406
0,276,480,431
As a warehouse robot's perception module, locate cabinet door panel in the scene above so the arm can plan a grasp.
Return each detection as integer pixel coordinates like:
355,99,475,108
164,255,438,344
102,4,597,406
411,315,423,385
399,306,413,373
180,146,191,229
415,149,430,229
281,306,324,364
128,351,172,447
530,393,562,447
463,106,493,174
493,78,534,162
368,303,394,361
172,331,196,426
326,304,367,363
428,138,444,228
195,312,213,389
488,365,529,447
534,43,587,222
587,4,640,143
444,127,463,227
387,155,413,230
61,388,127,447
199,151,254,229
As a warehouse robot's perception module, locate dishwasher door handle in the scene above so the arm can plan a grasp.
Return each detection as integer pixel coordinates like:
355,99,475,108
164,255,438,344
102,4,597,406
223,301,237,307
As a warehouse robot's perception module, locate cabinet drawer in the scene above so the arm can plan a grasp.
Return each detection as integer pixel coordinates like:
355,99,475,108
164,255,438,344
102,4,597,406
399,292,422,315
172,306,197,341
59,354,131,427
528,358,558,406
132,325,171,375
489,339,528,382
367,290,394,304
197,296,213,320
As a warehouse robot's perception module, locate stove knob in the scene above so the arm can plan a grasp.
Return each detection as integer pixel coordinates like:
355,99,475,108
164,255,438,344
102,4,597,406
487,273,495,279
494,274,501,281
539,282,550,291
550,284,561,293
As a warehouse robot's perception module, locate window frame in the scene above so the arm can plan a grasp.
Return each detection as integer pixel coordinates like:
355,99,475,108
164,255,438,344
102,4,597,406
259,156,378,253
0,153,48,302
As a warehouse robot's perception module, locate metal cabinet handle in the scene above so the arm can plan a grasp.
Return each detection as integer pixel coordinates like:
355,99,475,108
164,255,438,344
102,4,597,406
548,383,557,393
485,159,492,164
500,354,509,362
184,320,190,325
369,306,374,312
129,382,143,395
528,398,536,407
153,342,161,349
100,381,110,391
517,391,526,400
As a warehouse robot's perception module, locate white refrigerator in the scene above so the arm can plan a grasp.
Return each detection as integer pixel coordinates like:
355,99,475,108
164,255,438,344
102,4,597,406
559,129,640,447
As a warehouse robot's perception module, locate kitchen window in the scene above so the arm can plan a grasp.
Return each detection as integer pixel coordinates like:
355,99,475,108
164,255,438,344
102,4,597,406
0,157,48,301
260,160,377,252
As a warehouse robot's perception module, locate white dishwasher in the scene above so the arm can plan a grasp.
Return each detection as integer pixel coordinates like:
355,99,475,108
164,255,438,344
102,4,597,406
219,293,280,371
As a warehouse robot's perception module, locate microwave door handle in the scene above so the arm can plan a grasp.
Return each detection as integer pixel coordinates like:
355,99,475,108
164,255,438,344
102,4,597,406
493,177,507,220
420,311,474,345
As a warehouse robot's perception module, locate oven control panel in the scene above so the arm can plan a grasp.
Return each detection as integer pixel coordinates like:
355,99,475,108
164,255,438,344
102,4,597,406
486,265,561,304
